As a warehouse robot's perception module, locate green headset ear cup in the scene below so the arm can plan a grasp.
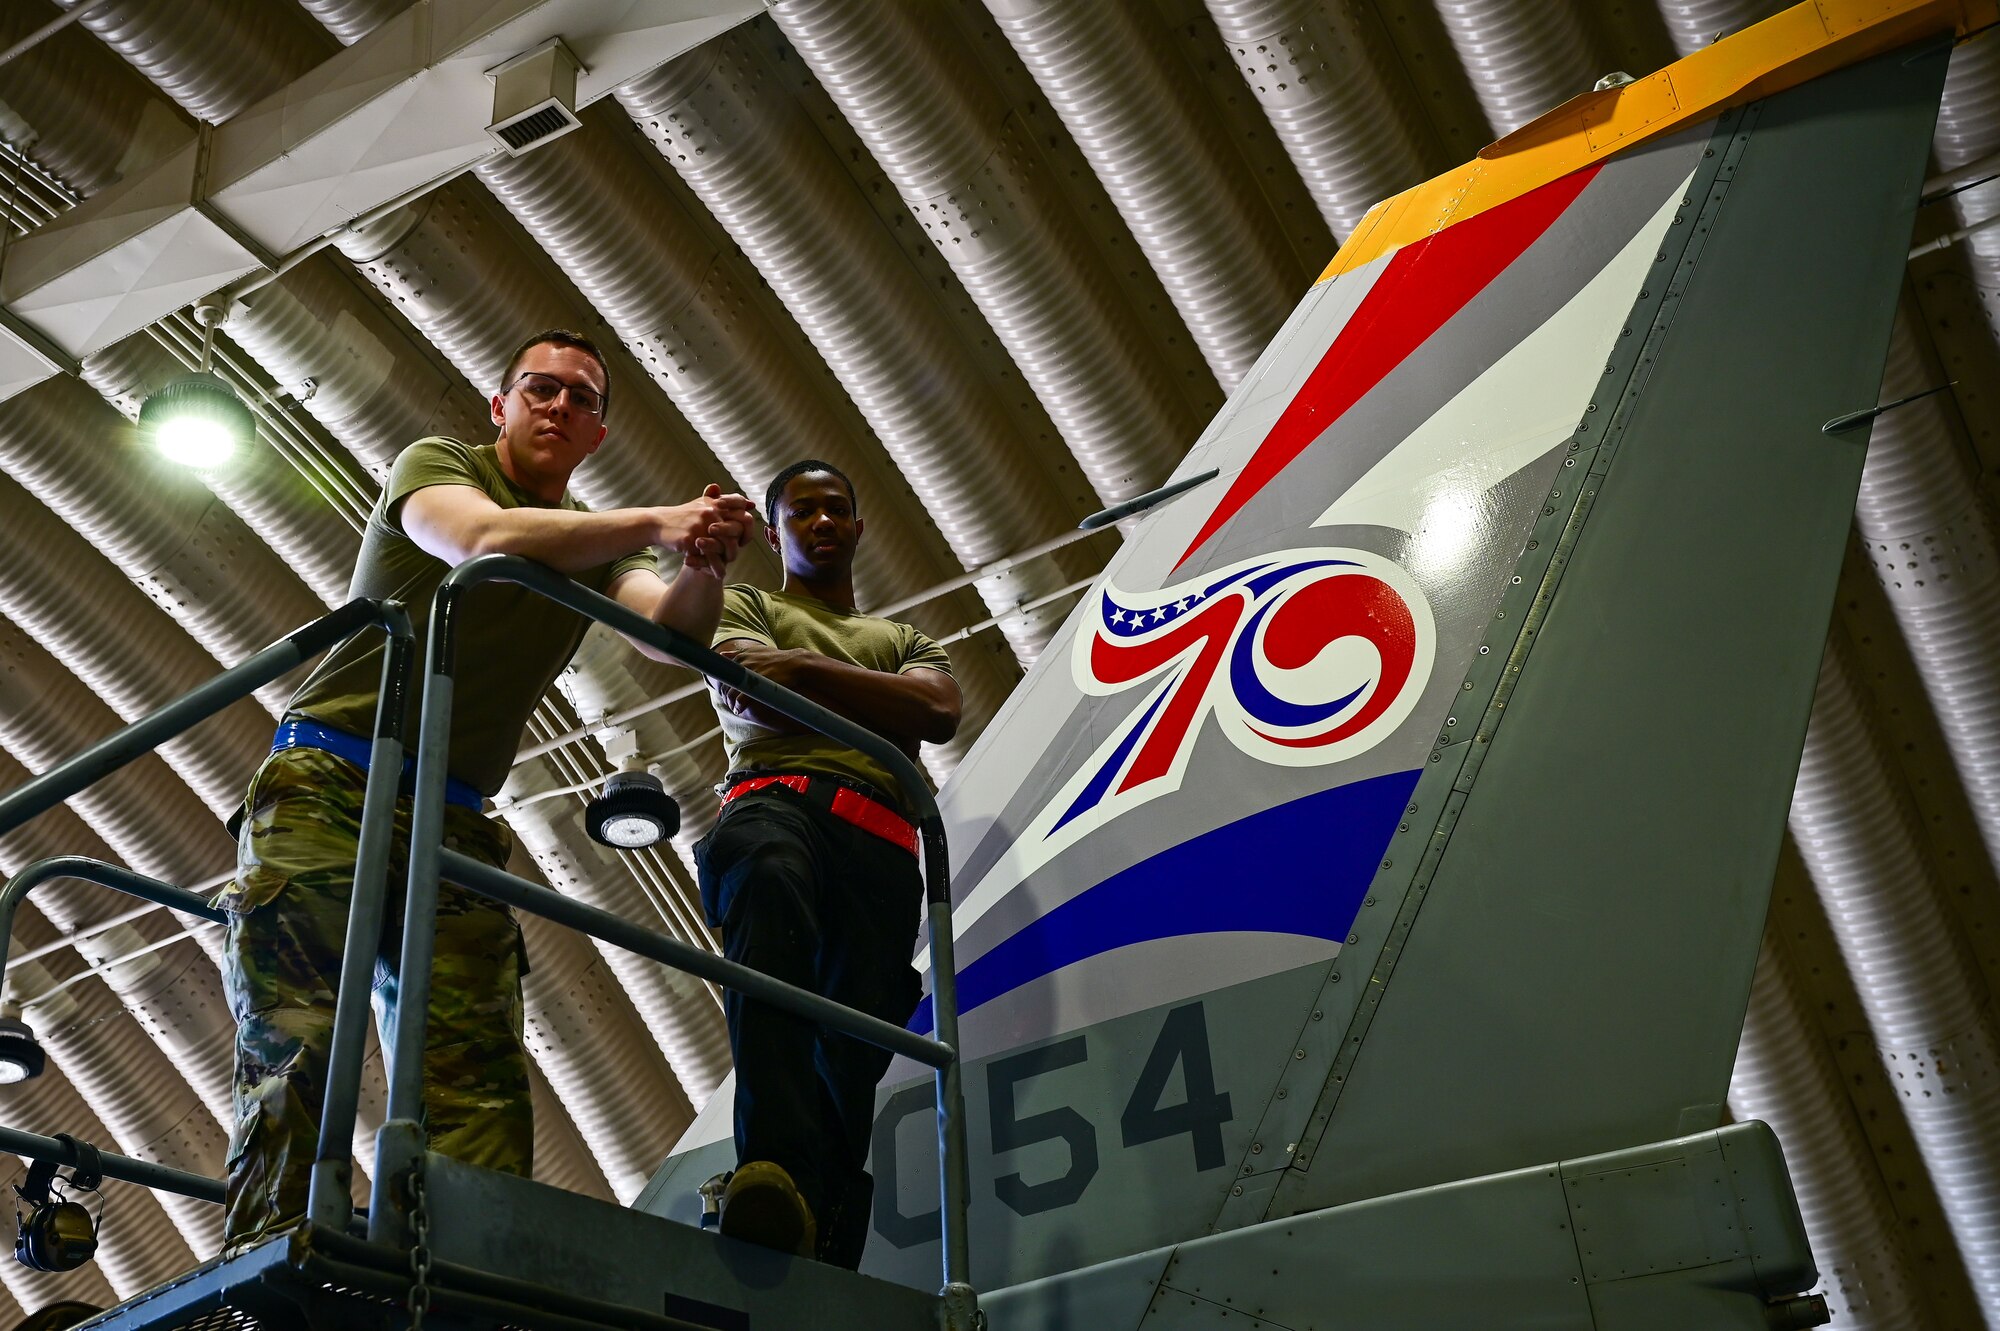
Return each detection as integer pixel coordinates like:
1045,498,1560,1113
18,1199,95,1272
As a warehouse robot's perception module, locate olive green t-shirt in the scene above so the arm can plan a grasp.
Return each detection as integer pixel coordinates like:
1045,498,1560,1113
288,437,656,796
711,585,953,812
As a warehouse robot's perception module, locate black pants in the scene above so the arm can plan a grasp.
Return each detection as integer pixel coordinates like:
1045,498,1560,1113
695,788,924,1269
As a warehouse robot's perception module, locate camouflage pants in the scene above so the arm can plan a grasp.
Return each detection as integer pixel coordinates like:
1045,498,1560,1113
217,746,533,1248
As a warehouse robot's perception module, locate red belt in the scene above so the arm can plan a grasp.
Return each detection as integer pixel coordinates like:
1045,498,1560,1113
720,774,917,856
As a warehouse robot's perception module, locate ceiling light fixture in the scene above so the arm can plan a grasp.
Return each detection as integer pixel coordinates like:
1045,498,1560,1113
0,1008,47,1084
137,303,253,469
584,769,679,850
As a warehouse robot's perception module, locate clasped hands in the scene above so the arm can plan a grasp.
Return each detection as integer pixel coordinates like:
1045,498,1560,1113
666,484,759,579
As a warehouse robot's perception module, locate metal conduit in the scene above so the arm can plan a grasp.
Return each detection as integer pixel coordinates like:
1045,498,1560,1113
0,1034,183,1302
1432,0,1597,138
1201,0,1437,239
228,254,494,483
1728,934,1927,1328
1789,634,2000,1313
0,0,190,198
1655,0,1789,56
0,376,325,718
0,472,272,819
1851,301,2000,879
515,895,696,1205
82,332,361,608
13,961,222,1261
500,759,731,1112
0,621,231,887
770,0,1204,507
986,0,1306,390
617,34,1085,667
65,0,334,126
297,0,409,46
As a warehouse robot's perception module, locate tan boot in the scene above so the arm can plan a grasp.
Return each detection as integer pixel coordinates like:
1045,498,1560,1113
719,1160,817,1258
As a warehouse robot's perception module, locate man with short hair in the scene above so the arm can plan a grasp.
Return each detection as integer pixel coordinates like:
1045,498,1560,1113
218,329,757,1248
697,459,961,1268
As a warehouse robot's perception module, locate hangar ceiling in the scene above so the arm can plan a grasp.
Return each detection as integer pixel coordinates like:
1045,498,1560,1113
0,1,1995,1325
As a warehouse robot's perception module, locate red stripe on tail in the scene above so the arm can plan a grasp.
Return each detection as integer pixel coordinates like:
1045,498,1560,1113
1174,163,1605,571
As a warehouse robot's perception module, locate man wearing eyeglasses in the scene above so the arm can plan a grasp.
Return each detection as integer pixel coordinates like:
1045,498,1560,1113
216,329,758,1250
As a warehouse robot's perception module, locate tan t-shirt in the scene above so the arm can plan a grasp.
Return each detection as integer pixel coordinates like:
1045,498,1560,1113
287,437,655,795
711,585,953,812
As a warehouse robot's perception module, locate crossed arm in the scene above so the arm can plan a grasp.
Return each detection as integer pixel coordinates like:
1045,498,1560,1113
715,638,961,755
400,482,756,661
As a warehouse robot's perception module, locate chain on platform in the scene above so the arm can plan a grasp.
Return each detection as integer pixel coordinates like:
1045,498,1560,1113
405,1160,432,1330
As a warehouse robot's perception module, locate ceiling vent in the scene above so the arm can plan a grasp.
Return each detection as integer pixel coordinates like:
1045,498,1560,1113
486,39,584,157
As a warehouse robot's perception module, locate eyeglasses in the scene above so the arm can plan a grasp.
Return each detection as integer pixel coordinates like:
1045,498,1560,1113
506,371,607,418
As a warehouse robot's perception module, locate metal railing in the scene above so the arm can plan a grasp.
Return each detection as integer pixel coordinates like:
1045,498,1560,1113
0,597,416,1216
0,563,979,1322
374,555,976,1318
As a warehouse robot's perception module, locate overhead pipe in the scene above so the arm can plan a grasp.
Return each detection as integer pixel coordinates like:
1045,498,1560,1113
525,1056,614,1203
1789,632,2000,1311
297,0,412,47
1655,0,1790,57
61,0,335,127
1200,0,1439,239
1935,23,2000,329
0,0,119,73
1729,932,1928,1329
769,0,1206,508
1432,0,1597,137
0,0,191,198
0,374,326,716
1850,300,2000,879
985,0,1310,390
0,471,272,818
617,32,1090,666
0,98,368,599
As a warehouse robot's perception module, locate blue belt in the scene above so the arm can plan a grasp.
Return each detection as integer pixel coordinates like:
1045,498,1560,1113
273,719,485,814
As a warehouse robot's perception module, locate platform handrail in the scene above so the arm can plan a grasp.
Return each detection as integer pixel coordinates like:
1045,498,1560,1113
0,1124,222,1206
438,850,952,1067
0,598,416,1235
374,554,975,1316
0,598,409,840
